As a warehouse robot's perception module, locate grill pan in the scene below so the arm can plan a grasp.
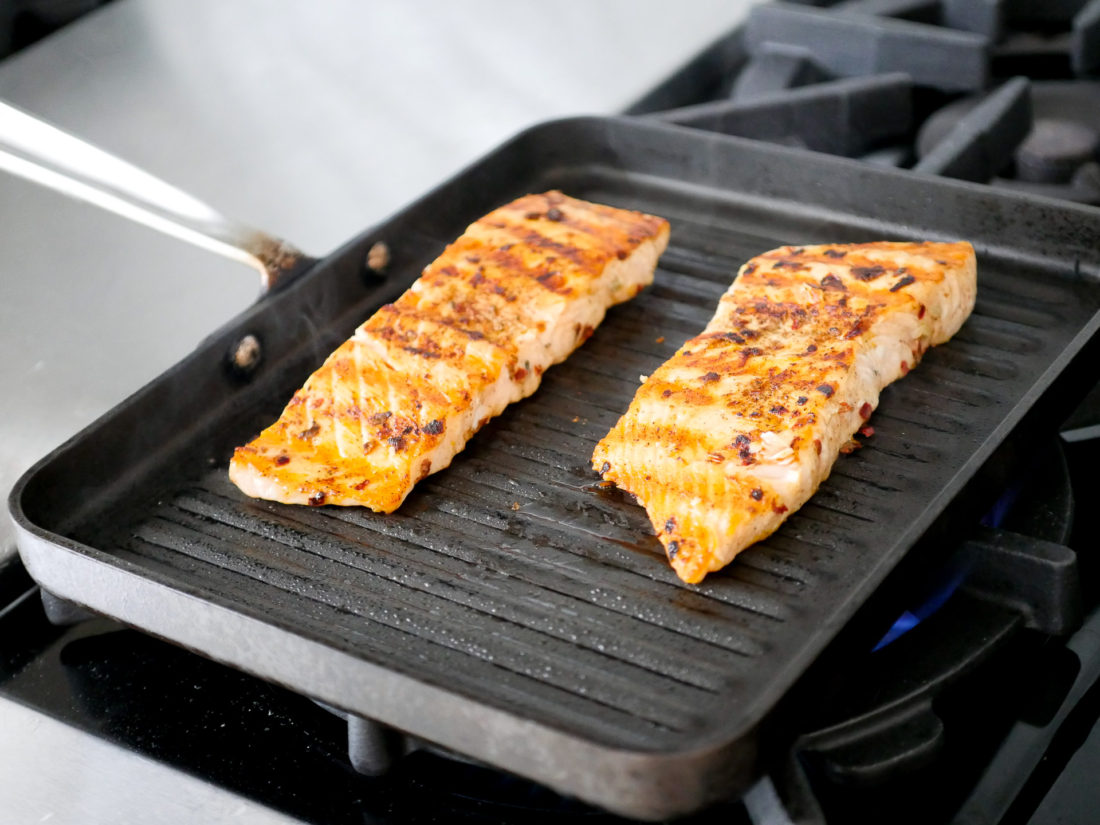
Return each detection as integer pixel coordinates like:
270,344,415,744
10,116,1100,820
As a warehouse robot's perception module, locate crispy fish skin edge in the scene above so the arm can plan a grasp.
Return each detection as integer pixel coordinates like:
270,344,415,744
592,241,978,584
229,191,670,511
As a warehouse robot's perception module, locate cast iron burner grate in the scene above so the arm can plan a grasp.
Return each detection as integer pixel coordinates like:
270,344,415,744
629,0,1100,205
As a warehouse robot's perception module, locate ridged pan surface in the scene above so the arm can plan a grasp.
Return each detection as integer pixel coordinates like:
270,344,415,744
12,118,1100,819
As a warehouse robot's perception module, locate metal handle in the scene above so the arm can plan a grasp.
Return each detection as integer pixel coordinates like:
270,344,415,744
0,99,311,292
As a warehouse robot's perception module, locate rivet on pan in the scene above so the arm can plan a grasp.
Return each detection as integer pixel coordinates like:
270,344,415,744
229,334,263,376
366,241,391,273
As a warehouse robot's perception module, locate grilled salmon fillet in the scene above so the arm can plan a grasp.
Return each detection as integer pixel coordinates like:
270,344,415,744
230,191,669,511
593,241,977,584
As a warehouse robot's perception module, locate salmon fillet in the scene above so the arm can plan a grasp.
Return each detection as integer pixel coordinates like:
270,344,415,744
592,241,977,584
230,191,670,511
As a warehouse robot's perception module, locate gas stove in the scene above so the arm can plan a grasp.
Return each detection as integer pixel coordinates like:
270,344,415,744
5,2,1100,824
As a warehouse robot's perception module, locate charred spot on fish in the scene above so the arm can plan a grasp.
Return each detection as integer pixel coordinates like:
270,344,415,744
667,541,680,559
734,434,751,447
275,454,290,466
387,435,406,451
797,396,808,405
308,491,326,506
750,488,763,501
424,419,444,435
845,321,864,339
664,517,676,534
806,344,817,353
820,273,846,292
814,438,822,454
770,405,789,415
546,207,564,222
743,263,757,276
824,249,847,259
739,447,754,463
417,459,432,482
852,265,885,281
701,371,721,383
890,274,916,292
601,461,611,474
524,211,541,220
817,384,835,398
297,423,321,440
773,260,807,271
661,389,673,398
369,411,393,425
918,304,927,319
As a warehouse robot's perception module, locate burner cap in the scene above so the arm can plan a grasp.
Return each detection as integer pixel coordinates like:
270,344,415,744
1015,117,1100,183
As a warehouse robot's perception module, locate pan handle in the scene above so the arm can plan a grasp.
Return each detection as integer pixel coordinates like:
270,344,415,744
0,99,312,293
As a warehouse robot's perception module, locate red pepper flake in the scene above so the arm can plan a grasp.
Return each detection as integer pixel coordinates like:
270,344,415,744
661,389,673,398
918,304,926,319
773,504,789,514
308,491,326,506
890,274,916,292
859,425,875,438
820,273,847,292
900,361,910,375
513,367,528,381
750,488,764,501
275,454,290,466
852,265,885,281
817,384,835,398
839,439,862,454
859,402,873,420
814,438,822,454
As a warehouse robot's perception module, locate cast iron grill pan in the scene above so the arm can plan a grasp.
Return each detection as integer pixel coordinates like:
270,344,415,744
11,117,1100,820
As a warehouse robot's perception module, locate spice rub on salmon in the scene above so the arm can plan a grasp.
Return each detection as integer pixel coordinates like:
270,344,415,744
593,241,977,584
230,191,670,511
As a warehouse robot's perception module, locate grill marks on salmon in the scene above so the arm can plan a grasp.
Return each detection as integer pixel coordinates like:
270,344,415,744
229,191,670,511
593,242,977,584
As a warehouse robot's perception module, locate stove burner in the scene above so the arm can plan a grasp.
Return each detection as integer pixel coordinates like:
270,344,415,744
915,80,1100,199
1016,117,1100,182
